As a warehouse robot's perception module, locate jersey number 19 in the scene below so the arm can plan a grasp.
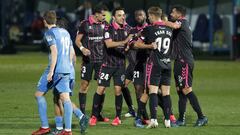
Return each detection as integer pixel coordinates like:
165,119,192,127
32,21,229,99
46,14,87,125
61,37,70,55
155,37,170,54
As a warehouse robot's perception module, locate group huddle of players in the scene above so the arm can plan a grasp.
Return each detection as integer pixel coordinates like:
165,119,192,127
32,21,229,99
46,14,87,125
75,4,208,129
32,4,208,135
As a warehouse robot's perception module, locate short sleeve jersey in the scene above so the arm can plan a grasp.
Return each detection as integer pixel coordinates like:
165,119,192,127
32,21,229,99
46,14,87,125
140,21,173,69
78,16,107,63
171,19,194,63
103,22,131,68
44,27,72,73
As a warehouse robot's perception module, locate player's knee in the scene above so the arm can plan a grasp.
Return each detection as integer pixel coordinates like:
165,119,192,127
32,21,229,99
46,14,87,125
80,80,89,93
182,87,192,95
96,86,105,95
35,91,44,98
161,85,170,96
59,92,71,102
115,88,122,96
141,93,149,102
161,89,170,96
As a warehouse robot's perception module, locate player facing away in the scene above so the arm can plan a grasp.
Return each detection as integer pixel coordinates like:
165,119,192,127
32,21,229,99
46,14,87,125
75,5,109,122
52,46,89,135
89,7,133,126
134,6,174,128
170,5,208,127
32,11,73,135
51,18,89,135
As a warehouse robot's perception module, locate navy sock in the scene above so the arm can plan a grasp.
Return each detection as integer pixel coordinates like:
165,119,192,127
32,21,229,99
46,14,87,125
99,94,105,116
186,91,204,119
162,95,171,120
177,91,187,121
79,93,86,114
122,87,134,112
91,93,101,117
149,93,158,119
115,94,123,118
157,93,164,111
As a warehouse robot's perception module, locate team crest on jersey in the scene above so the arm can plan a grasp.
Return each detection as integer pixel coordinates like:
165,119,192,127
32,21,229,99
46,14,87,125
89,26,92,29
124,31,128,36
114,31,117,35
105,32,110,38
46,35,53,42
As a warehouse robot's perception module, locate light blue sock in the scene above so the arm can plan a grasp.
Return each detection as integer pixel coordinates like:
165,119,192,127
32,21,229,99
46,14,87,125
36,96,49,128
55,116,63,129
63,100,73,130
73,108,84,120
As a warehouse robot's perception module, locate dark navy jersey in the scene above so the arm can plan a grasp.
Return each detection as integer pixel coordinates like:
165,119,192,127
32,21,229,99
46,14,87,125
78,15,107,63
140,21,173,69
103,22,131,68
127,23,148,66
172,19,194,63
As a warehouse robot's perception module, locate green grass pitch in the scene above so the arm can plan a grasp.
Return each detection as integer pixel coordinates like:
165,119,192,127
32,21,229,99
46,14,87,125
0,52,240,135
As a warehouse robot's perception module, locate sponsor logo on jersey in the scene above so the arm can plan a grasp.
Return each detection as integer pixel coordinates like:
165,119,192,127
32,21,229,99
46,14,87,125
105,32,110,38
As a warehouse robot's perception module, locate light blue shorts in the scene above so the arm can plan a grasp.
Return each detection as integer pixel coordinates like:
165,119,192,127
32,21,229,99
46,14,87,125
37,69,71,93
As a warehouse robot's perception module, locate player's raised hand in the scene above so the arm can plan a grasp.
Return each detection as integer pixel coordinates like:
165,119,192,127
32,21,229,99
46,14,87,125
82,48,91,56
124,34,134,44
152,42,158,49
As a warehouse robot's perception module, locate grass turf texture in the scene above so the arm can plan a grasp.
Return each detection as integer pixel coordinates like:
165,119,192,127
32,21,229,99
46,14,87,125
0,52,240,135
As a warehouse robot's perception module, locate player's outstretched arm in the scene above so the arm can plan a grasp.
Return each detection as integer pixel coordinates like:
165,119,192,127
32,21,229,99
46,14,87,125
163,21,181,29
105,34,134,48
134,40,156,49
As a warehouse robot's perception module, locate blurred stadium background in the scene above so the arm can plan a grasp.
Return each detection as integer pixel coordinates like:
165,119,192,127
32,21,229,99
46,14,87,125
1,0,240,60
0,0,240,135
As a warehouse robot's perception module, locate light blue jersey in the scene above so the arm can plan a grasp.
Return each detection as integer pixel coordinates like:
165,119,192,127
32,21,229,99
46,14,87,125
44,27,72,73
37,27,73,93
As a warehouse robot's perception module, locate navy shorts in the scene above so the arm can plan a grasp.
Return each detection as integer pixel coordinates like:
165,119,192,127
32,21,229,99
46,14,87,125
174,59,194,89
98,65,125,87
81,62,102,81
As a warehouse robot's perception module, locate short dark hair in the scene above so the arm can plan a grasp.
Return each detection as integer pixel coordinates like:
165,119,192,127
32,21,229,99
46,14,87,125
171,5,186,16
112,7,124,16
56,17,68,29
93,5,108,14
134,9,146,16
148,6,162,18
43,10,57,25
